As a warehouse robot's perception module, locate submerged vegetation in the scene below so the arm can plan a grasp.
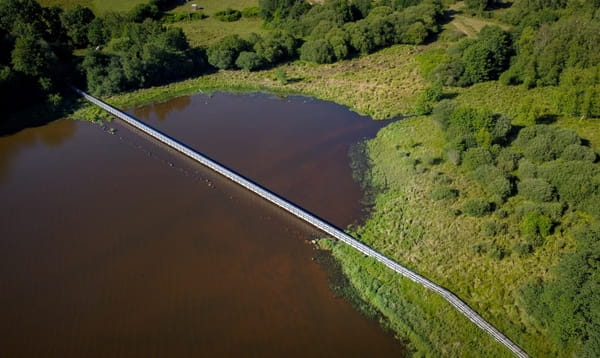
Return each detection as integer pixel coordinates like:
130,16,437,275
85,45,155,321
2,0,600,357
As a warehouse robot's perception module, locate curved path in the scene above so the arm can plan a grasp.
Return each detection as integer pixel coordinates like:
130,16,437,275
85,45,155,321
75,88,528,358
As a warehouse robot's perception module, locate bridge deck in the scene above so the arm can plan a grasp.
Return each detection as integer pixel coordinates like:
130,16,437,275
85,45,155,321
75,88,528,358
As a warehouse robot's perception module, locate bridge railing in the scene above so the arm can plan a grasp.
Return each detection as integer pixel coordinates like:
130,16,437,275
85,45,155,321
75,88,528,358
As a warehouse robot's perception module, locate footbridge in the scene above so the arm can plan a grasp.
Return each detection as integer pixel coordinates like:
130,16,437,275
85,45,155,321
75,88,528,358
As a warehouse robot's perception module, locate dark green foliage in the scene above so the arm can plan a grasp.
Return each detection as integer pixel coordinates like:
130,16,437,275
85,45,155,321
214,8,242,22
503,17,600,88
60,4,95,47
518,178,555,202
129,3,160,23
513,125,581,163
83,22,201,95
437,26,513,86
299,39,335,64
235,51,263,71
431,99,457,128
429,186,458,201
87,18,110,46
472,164,513,199
515,201,564,222
462,147,493,171
11,36,48,77
414,82,443,115
326,27,350,61
207,34,251,69
561,144,597,162
465,0,496,11
253,31,299,64
0,0,74,114
521,224,600,355
259,0,310,21
463,198,492,217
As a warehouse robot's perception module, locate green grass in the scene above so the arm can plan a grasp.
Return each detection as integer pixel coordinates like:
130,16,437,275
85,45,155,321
75,44,425,120
39,0,147,13
169,0,264,47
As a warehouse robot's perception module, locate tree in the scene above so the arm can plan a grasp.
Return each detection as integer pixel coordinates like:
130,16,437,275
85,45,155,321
207,35,251,69
61,5,95,48
299,39,335,64
235,51,263,71
11,36,46,76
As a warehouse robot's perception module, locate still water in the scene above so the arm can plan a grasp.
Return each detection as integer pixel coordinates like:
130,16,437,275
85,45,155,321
0,93,406,357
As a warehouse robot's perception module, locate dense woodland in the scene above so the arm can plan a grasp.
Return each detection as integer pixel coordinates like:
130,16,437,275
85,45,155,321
1,0,600,356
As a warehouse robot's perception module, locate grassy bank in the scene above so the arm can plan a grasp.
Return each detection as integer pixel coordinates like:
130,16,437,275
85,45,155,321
320,72,599,356
74,43,425,120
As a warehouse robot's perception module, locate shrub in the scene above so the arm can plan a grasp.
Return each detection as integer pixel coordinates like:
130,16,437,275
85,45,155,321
521,211,552,241
513,242,533,256
472,165,513,199
518,178,555,202
235,51,263,71
414,82,443,115
513,125,581,163
538,160,600,216
496,147,520,172
462,147,493,171
429,186,459,201
463,198,492,217
242,7,260,18
214,8,242,22
481,220,507,238
560,144,597,162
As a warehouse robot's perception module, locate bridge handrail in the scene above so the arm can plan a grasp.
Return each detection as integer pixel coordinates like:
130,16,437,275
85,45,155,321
75,88,528,358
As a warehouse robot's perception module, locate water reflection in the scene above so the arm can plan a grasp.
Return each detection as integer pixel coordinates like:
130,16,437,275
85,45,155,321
0,119,77,182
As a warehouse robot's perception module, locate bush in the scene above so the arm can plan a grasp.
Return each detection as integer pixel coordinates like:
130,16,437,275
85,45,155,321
214,8,242,22
463,198,492,217
496,147,520,172
481,220,507,238
513,242,533,256
414,82,443,115
560,144,597,162
472,164,513,199
518,178,555,202
235,51,263,71
513,125,581,163
462,147,493,171
521,211,552,241
429,186,459,201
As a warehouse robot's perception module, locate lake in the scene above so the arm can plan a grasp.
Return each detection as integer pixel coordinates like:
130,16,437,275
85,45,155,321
0,92,406,357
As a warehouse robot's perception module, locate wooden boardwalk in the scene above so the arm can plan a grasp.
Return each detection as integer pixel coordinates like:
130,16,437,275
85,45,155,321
75,88,528,358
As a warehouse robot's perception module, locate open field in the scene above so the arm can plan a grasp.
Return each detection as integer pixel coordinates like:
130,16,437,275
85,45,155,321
169,0,264,47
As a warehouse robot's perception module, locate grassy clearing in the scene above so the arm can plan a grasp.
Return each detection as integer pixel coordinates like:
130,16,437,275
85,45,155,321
39,0,147,13
331,71,599,356
77,44,424,120
169,0,264,47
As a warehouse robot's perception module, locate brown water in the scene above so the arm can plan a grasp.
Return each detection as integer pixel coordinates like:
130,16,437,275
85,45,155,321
0,93,406,357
